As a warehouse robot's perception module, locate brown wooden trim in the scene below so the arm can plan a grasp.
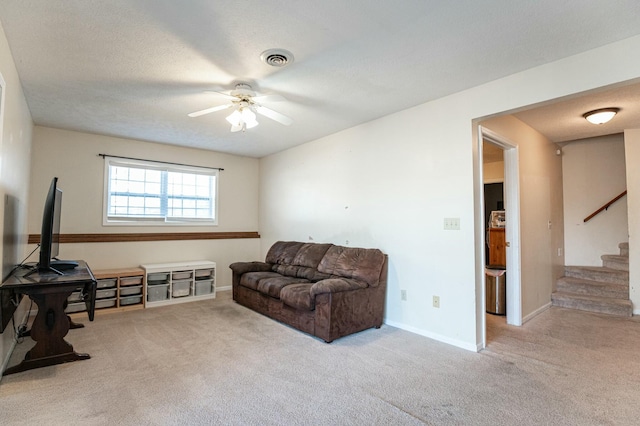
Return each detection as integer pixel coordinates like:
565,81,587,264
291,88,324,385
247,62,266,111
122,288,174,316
28,231,260,244
583,190,627,223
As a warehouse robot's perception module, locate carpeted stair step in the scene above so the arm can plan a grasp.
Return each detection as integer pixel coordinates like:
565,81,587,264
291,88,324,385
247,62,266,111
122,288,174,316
556,276,629,299
564,266,628,285
619,242,629,257
551,292,632,317
601,254,629,271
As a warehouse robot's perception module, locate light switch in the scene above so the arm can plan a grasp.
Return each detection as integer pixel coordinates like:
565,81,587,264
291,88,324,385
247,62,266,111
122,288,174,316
444,217,460,230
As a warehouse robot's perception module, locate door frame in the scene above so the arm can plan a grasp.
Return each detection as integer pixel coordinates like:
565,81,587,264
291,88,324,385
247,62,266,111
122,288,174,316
477,126,523,349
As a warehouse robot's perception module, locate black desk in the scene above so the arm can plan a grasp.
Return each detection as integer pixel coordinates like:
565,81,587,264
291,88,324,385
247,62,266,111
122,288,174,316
1,260,96,375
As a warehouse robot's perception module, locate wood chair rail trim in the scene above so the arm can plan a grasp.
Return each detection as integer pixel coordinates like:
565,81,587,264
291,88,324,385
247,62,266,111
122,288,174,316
28,231,260,244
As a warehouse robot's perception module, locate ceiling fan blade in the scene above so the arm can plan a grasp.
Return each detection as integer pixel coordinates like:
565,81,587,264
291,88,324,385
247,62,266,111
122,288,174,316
187,104,232,117
255,106,293,126
252,94,286,103
203,90,238,100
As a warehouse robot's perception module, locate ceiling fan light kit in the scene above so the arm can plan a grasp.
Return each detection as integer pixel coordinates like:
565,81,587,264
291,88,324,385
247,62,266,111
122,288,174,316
188,83,292,132
226,106,259,132
583,107,619,125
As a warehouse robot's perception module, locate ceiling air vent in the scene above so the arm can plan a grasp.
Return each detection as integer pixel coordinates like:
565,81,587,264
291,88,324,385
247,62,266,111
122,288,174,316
260,49,294,67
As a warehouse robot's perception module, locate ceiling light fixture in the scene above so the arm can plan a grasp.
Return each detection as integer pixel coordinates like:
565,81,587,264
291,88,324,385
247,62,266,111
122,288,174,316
225,103,258,132
583,108,619,125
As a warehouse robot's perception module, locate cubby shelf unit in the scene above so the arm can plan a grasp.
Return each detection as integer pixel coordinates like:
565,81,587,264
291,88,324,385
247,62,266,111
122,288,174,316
141,260,216,308
66,267,146,316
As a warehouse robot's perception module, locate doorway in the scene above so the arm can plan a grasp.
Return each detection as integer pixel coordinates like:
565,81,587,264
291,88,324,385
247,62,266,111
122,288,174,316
477,126,522,350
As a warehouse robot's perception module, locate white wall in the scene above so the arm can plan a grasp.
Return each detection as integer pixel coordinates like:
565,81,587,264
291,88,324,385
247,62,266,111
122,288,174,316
625,129,640,314
0,21,34,373
563,135,627,266
28,127,261,288
260,34,640,351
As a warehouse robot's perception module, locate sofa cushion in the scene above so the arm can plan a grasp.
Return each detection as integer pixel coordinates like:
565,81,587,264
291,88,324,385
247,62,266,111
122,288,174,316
240,271,282,291
272,264,332,281
317,246,386,287
292,243,333,268
257,276,310,298
265,241,305,265
265,242,334,280
310,278,367,297
280,283,315,311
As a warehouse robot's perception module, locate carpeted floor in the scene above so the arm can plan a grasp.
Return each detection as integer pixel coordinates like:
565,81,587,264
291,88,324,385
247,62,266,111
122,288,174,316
1,291,639,425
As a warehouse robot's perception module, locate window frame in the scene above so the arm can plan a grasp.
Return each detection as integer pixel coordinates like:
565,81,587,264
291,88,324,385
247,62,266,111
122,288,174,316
102,157,218,226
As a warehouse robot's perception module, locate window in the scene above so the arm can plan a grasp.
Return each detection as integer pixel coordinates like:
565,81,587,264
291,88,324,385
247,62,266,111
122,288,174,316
103,157,218,225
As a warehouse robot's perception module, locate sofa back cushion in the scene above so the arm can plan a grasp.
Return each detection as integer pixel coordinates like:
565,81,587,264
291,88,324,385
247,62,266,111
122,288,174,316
317,245,386,287
267,242,333,281
265,241,305,265
293,243,332,267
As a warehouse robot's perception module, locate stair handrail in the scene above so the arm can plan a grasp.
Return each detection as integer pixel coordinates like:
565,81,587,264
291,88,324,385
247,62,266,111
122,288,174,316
583,190,627,223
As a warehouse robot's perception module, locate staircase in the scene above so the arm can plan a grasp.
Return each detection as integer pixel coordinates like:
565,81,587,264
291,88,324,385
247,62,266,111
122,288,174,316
551,242,632,317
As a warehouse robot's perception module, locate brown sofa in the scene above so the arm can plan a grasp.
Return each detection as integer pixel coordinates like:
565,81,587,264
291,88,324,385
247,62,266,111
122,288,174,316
230,241,388,342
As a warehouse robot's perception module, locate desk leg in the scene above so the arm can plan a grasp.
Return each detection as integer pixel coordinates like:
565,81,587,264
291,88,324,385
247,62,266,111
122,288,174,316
3,292,90,376
63,299,85,329
68,316,85,329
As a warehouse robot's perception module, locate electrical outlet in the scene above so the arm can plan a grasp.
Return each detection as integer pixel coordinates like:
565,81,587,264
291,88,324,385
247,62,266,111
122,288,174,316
401,289,407,301
433,295,440,308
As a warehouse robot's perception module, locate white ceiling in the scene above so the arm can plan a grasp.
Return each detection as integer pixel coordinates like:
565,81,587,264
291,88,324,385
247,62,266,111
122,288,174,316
513,80,640,143
2,1,640,158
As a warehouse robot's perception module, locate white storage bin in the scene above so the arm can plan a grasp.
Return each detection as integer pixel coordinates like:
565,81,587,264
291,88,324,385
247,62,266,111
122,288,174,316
96,288,117,299
65,301,86,313
96,298,117,309
120,285,142,296
97,278,117,288
68,291,83,303
148,272,169,283
120,295,142,306
195,279,213,296
172,270,192,280
120,275,143,286
147,284,169,302
172,280,191,297
195,268,214,279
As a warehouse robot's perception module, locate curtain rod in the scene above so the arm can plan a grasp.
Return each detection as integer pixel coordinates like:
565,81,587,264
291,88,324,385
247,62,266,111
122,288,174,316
98,154,224,171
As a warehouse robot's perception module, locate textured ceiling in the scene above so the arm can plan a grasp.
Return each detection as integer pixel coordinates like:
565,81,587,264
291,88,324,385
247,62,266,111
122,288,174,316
513,80,640,143
2,1,640,157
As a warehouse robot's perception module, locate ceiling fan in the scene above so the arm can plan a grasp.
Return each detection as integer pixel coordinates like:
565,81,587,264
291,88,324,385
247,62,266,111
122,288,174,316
188,83,293,132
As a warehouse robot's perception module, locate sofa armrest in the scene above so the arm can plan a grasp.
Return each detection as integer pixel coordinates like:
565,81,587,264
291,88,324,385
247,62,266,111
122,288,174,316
229,261,272,275
310,278,367,297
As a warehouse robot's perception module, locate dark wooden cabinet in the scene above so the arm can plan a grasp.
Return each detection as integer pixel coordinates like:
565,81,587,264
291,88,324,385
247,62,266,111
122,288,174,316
488,228,506,267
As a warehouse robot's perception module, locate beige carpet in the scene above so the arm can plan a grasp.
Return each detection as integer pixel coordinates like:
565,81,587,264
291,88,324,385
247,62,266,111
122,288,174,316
1,291,640,425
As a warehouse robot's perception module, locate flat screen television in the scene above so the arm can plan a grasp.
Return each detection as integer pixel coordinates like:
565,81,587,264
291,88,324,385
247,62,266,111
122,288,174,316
34,177,77,274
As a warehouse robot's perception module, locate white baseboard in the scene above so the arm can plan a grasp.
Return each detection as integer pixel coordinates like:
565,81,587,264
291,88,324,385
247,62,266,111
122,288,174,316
522,302,551,324
217,285,231,292
384,319,478,352
633,308,640,316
